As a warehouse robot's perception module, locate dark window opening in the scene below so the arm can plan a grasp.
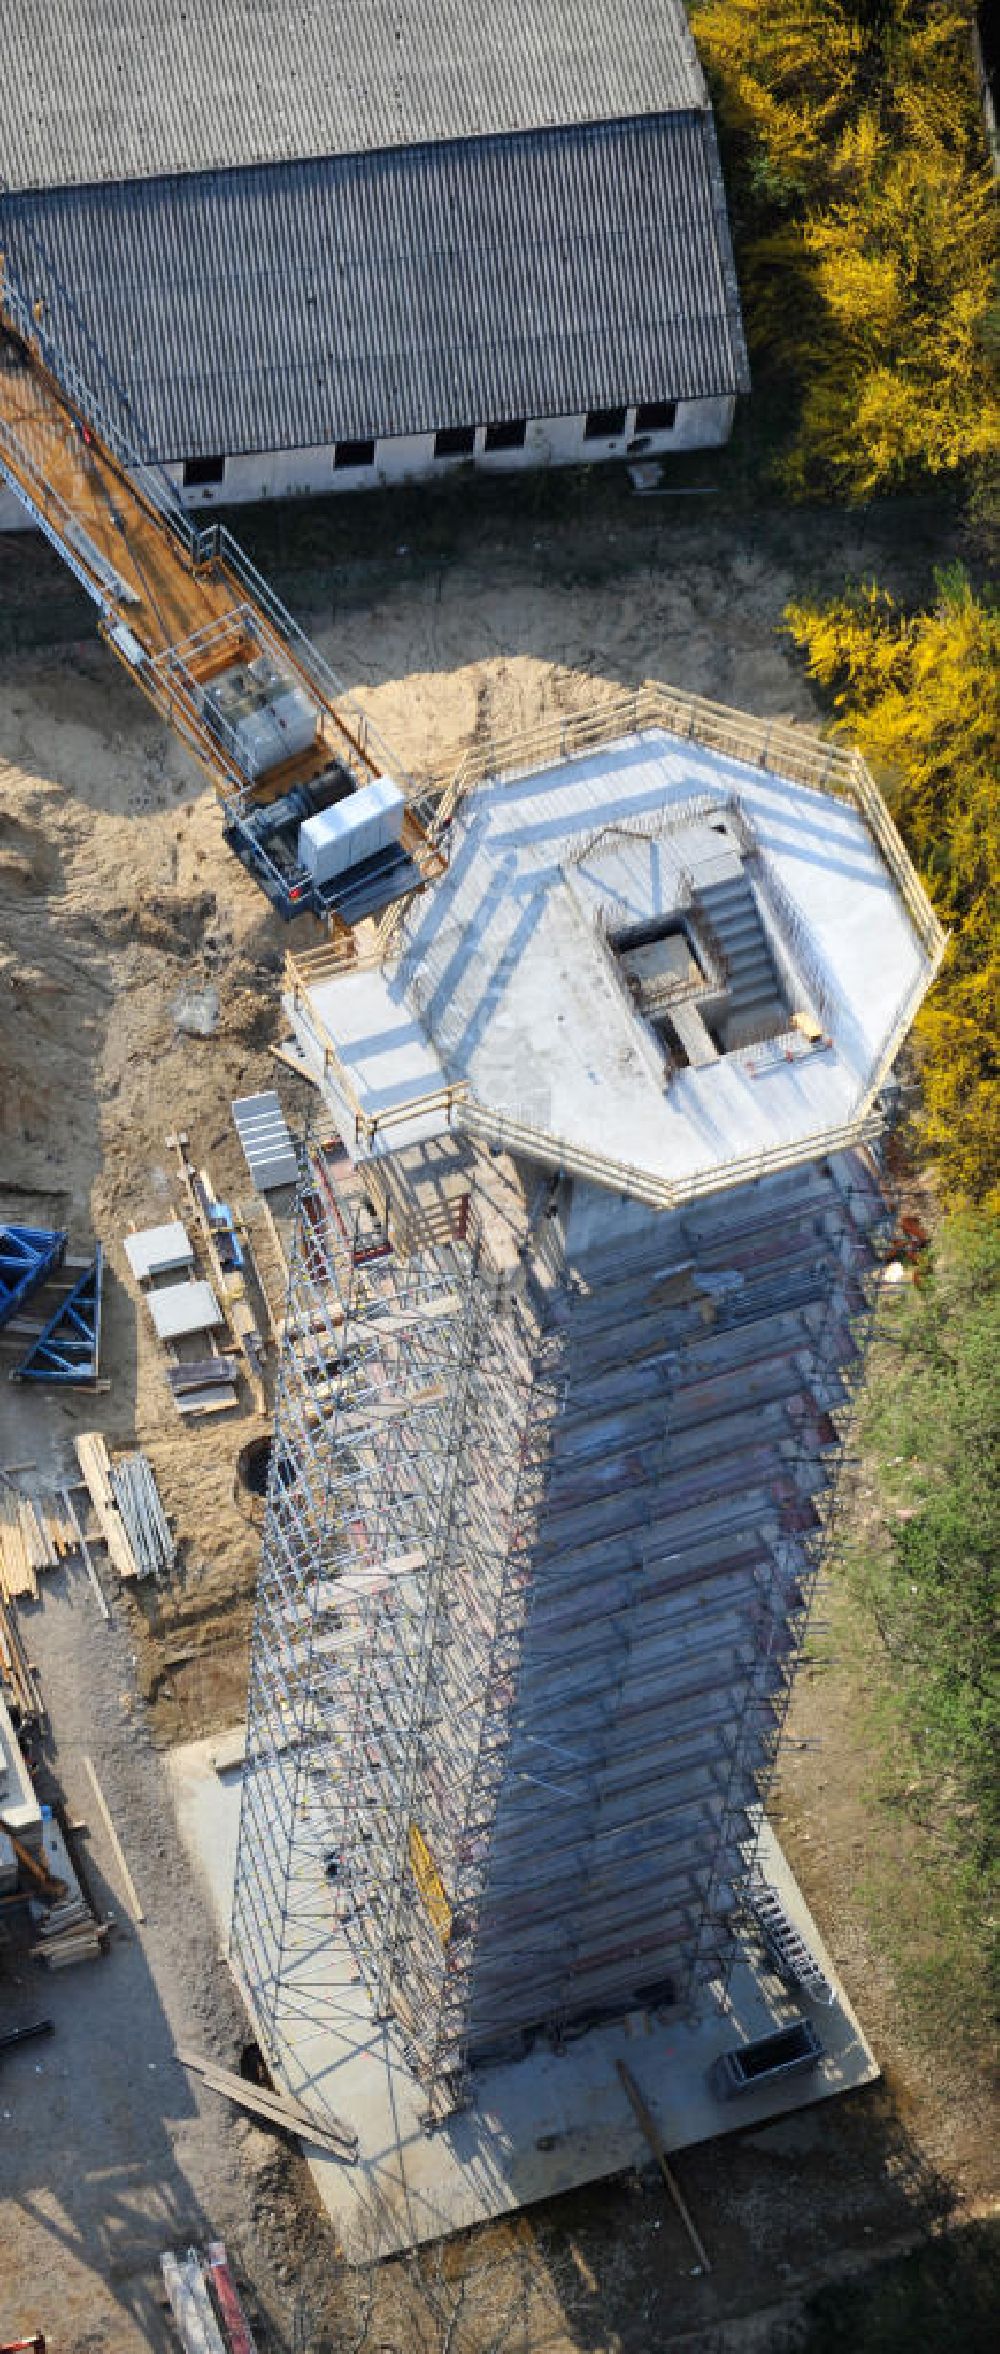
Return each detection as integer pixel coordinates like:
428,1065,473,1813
334,438,375,470
434,425,475,459
655,1012,690,1069
484,418,527,452
611,913,706,990
584,406,627,441
183,453,226,487
635,400,677,433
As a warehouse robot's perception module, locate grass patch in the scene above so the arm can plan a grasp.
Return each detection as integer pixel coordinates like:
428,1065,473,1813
832,1214,999,2058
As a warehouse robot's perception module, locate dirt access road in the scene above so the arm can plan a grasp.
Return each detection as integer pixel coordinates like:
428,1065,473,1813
0,465,992,2349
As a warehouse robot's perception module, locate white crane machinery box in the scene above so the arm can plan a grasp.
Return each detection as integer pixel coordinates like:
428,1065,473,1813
298,776,405,885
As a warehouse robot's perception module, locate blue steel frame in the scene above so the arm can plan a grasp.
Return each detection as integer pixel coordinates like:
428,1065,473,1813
14,1246,103,1383
0,1225,67,1330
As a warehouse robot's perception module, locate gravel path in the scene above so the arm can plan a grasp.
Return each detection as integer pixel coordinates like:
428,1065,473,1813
0,1548,305,2353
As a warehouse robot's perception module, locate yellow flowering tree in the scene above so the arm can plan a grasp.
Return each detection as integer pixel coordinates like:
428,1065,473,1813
691,0,1000,499
785,571,1000,1202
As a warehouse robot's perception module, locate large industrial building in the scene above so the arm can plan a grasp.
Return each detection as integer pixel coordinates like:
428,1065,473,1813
0,2,748,525
228,685,944,2248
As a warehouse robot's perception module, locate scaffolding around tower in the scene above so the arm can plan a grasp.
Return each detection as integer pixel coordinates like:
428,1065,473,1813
232,1133,891,2116
230,687,944,2133
230,1135,480,2065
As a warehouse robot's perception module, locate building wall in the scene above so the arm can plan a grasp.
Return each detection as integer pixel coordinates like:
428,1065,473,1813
0,395,735,531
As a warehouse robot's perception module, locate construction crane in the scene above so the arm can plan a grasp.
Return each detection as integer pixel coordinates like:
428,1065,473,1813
0,254,443,934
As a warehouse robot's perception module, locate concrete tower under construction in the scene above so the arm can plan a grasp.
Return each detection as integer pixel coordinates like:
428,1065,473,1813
230,686,943,2197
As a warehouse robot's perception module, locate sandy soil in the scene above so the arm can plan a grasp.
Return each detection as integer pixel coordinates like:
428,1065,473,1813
0,476,992,2348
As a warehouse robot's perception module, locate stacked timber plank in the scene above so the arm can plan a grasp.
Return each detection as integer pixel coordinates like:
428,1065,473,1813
0,1586,43,1724
29,1815,108,1969
74,1433,142,1582
177,2047,358,2158
30,1892,108,1968
0,1476,78,1603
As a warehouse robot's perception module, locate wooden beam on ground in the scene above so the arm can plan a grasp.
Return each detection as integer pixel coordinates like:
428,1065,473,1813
616,2059,712,2274
176,2047,357,2157
83,1754,145,1924
61,1484,110,1625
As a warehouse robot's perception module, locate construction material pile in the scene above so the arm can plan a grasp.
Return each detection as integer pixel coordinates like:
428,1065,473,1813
0,1477,79,1603
110,1452,177,1583
161,2241,258,2354
74,1433,175,1584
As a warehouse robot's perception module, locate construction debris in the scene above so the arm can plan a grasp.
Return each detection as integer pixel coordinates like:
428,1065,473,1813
24,1814,108,1970
166,1135,268,1415
0,1811,56,1897
238,1197,288,1344
0,1473,78,1604
0,1597,44,1730
60,1482,110,1625
29,1892,108,1968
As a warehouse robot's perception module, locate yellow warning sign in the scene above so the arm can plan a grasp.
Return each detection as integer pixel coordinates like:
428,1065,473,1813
408,1821,452,1947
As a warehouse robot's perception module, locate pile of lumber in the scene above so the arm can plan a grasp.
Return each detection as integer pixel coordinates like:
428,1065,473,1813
74,1433,143,1581
30,1894,109,1969
0,1587,43,1724
28,1816,109,1969
176,2046,358,2159
0,1476,78,1603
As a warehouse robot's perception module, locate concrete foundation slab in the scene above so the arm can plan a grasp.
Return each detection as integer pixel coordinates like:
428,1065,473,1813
167,1734,879,2263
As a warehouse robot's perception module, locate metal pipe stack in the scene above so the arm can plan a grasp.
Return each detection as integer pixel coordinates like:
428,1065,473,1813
109,1453,176,1583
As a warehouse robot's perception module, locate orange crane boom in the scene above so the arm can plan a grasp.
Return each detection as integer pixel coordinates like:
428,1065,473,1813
0,259,441,930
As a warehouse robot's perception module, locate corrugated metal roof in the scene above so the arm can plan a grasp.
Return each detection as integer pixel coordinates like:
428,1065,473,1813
0,116,749,460
1,1,706,192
